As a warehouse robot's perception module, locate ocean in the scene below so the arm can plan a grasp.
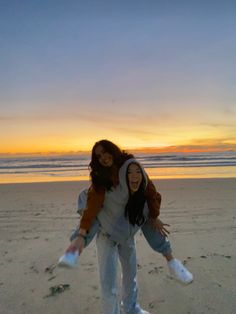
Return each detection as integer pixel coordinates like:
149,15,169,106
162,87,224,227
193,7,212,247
1,151,236,183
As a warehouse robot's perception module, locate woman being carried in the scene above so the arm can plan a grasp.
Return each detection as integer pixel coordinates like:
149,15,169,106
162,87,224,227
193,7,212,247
69,140,193,285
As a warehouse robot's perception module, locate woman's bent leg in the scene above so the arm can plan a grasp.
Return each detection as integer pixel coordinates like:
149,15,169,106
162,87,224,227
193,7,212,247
96,231,120,314
142,221,193,284
141,220,172,256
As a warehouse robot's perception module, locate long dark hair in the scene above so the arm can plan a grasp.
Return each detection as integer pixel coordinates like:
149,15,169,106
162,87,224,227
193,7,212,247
89,139,133,191
125,162,146,226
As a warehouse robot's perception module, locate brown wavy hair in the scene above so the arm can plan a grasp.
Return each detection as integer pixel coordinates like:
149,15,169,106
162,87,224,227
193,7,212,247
89,139,133,190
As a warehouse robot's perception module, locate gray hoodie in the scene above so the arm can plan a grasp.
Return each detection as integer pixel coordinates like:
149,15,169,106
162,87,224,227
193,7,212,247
97,158,149,244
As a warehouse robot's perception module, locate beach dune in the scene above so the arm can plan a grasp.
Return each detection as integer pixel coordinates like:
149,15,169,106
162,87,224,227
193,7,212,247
0,178,236,314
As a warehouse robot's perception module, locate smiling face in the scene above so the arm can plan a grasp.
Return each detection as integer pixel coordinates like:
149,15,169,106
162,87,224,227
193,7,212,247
94,144,114,167
127,163,143,193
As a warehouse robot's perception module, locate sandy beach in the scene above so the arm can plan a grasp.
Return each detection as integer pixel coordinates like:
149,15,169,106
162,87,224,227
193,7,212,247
0,178,236,314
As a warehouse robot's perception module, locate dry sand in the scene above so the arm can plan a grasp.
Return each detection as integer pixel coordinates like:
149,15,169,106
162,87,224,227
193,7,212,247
0,178,236,314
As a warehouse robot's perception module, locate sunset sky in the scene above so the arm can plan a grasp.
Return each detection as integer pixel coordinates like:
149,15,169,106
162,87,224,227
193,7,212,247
1,1,236,155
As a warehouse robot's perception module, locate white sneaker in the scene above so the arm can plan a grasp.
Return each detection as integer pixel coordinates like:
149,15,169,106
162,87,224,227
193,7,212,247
140,310,150,314
58,251,79,268
168,258,193,284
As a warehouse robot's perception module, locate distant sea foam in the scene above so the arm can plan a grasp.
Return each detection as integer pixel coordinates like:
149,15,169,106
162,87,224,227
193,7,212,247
1,151,236,183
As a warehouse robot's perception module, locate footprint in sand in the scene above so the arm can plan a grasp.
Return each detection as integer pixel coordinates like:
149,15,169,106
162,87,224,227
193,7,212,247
148,266,163,274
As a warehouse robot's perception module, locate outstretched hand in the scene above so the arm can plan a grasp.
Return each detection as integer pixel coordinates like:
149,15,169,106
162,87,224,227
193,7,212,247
148,217,170,237
66,235,85,254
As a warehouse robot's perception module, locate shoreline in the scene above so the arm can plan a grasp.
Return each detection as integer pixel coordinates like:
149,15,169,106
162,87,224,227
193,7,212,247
1,176,236,186
1,162,236,185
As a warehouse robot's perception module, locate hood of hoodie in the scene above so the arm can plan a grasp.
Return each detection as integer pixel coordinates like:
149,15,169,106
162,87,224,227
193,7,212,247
97,158,148,244
118,158,148,192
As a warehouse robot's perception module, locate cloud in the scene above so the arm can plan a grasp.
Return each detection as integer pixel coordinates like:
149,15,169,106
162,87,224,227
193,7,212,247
200,121,236,129
0,114,55,122
188,137,236,149
132,143,236,154
221,106,235,115
0,116,12,121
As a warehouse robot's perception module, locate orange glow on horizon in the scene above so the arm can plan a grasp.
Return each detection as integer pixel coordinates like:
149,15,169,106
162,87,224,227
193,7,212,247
1,143,236,157
129,145,236,154
1,111,235,156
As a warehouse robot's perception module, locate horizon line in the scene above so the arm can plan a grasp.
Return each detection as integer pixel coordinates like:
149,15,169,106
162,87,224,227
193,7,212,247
0,144,236,157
